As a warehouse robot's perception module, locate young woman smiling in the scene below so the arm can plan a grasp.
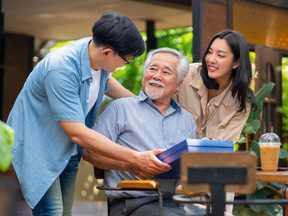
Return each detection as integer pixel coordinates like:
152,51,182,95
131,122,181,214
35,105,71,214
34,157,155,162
175,29,256,215
176,29,256,142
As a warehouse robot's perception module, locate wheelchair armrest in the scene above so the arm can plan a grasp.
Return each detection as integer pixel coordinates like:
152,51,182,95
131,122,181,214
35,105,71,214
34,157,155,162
117,180,160,189
96,180,160,191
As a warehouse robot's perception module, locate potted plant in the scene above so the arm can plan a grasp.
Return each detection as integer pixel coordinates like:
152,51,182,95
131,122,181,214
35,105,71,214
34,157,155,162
234,82,287,216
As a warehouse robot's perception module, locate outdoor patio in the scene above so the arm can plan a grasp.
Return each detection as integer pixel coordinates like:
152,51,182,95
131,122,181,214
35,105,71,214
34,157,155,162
1,1,288,216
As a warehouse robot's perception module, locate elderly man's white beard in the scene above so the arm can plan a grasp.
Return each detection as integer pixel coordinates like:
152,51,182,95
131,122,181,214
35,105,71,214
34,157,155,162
144,79,165,100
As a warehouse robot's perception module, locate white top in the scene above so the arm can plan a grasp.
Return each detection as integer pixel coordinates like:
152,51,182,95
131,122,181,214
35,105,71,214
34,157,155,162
87,68,101,112
71,68,101,156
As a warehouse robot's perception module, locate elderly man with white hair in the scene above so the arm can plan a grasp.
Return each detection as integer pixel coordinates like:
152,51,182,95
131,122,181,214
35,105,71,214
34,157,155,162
83,48,196,216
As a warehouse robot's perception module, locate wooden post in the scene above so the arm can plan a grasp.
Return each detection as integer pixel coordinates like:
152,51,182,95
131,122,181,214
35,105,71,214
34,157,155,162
2,33,34,121
245,134,250,151
255,46,282,140
192,0,233,62
146,20,157,52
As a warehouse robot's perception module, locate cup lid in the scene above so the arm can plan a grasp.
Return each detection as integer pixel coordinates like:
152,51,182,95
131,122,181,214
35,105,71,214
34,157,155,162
259,133,281,146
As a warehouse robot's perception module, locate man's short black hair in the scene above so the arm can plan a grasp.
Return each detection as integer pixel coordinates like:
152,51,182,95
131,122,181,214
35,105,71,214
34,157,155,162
92,11,145,58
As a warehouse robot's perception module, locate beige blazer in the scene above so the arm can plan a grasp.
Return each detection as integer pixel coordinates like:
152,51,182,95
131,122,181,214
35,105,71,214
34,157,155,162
175,63,251,142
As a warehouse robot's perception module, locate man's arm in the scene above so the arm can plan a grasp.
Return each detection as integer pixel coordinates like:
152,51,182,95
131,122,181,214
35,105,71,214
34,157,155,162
106,76,134,99
44,70,170,176
83,148,155,179
59,121,169,176
83,148,128,171
85,98,162,179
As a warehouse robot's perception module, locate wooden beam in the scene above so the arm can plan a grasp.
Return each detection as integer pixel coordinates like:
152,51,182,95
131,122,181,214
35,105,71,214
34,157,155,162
192,0,201,62
132,0,288,11
146,20,157,52
192,0,232,62
251,0,288,10
2,33,34,121
131,0,191,10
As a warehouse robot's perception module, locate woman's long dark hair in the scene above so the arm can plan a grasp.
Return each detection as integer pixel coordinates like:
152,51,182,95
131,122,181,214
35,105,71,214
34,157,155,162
201,29,256,112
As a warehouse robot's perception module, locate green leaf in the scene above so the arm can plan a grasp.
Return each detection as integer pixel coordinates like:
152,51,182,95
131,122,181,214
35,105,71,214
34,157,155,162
264,204,282,216
251,119,261,132
247,190,267,213
234,142,240,151
276,107,287,116
248,82,275,122
269,182,284,190
251,140,260,158
0,136,13,172
256,181,268,190
243,120,262,134
0,121,14,146
235,206,266,216
280,148,288,159
237,134,246,144
255,83,275,107
245,183,282,216
265,183,282,198
0,121,14,172
242,123,257,134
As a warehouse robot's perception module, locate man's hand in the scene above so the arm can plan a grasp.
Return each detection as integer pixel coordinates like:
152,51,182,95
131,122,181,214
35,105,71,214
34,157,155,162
127,164,154,179
131,149,171,178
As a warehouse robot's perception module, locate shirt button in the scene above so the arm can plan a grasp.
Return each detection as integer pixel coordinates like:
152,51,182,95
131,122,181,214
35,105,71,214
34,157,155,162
52,178,55,181
86,100,89,103
65,160,68,163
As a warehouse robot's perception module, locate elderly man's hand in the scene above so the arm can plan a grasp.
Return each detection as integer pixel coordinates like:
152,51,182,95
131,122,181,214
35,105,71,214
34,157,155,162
127,164,154,179
131,149,171,179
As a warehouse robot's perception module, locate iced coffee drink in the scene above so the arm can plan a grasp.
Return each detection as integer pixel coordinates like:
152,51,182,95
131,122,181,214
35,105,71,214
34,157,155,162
259,133,281,172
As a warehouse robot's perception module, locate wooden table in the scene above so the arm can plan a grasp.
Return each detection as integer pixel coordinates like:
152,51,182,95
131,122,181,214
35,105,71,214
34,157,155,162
257,169,288,183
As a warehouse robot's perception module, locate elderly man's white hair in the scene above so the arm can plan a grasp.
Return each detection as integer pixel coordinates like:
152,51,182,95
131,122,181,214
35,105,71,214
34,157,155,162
144,48,190,83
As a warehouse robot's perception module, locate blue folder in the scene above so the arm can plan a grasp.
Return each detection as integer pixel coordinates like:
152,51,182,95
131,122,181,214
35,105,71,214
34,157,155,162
155,139,234,179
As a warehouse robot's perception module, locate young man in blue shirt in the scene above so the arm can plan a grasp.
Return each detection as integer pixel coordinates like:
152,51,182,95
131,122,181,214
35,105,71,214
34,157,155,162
7,12,170,215
84,48,196,215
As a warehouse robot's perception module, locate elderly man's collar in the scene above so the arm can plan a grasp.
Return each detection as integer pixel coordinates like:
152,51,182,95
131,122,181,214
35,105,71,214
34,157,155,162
138,91,182,112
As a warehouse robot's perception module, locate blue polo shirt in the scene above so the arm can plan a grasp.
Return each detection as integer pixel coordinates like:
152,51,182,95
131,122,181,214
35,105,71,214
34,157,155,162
7,37,109,208
94,91,196,198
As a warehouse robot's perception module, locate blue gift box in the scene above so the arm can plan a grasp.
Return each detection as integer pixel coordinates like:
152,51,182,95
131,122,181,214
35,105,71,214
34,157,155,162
155,139,234,179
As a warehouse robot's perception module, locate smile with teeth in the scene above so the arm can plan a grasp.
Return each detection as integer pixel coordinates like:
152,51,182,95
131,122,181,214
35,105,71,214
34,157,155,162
208,65,218,72
148,80,165,87
150,83,163,87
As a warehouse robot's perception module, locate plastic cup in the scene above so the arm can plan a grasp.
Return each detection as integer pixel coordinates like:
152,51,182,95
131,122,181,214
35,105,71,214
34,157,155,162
258,133,281,172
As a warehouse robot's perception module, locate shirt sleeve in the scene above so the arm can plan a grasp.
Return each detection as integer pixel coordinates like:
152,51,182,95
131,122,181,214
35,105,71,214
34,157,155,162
182,111,197,139
191,120,196,138
43,70,85,123
93,102,122,142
